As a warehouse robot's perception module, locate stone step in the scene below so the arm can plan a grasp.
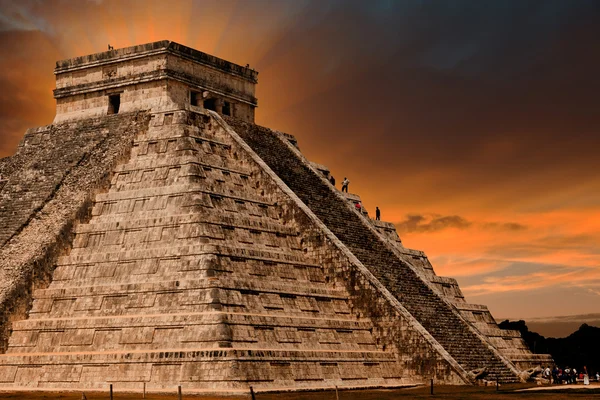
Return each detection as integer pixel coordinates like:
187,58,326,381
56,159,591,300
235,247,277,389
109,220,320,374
453,302,490,312
95,183,270,206
28,301,352,321
13,312,373,331
91,198,278,221
90,205,271,223
0,350,403,391
57,243,321,268
130,137,238,163
110,165,252,192
114,155,250,176
0,348,396,364
8,331,377,355
50,256,327,289
69,230,302,256
75,213,297,237
132,133,232,155
32,277,348,301
134,133,231,149
91,190,275,219
501,352,554,362
28,275,352,320
8,313,377,354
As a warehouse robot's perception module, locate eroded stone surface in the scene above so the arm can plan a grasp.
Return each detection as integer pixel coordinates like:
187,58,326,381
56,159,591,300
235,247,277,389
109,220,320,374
0,41,550,394
0,111,411,392
0,112,150,353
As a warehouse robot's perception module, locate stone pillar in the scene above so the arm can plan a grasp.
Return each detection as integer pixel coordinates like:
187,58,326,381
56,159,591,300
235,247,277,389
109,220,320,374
215,98,224,114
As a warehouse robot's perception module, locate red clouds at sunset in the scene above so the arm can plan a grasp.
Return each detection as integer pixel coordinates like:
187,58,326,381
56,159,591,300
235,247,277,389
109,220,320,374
1,0,599,323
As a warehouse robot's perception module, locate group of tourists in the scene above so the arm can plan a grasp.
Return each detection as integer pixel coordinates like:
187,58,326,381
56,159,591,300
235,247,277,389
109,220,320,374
329,175,350,193
542,365,598,385
328,174,381,221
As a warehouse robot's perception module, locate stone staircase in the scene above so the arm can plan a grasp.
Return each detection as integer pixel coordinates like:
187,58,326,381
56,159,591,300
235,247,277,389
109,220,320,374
338,193,552,372
0,110,407,392
225,118,523,383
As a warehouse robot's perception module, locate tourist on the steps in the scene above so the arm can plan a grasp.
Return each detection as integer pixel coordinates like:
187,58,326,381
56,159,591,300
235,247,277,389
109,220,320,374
329,175,336,186
341,177,349,192
583,366,589,385
375,206,381,220
543,366,551,384
543,366,551,382
355,202,362,212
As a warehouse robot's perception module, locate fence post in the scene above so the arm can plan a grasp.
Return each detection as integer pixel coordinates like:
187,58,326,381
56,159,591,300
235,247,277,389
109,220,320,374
250,385,256,400
178,385,183,400
430,378,434,395
143,382,146,398
109,384,113,400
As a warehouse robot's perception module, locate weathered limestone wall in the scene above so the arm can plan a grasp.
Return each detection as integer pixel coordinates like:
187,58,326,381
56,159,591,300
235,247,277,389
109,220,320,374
166,53,256,102
53,41,256,123
167,79,255,122
0,112,150,352
56,80,169,123
0,157,12,191
0,157,10,175
372,220,403,247
55,54,166,90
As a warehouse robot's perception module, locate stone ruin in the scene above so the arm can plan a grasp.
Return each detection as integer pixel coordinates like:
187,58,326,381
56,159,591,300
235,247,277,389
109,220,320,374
0,41,552,394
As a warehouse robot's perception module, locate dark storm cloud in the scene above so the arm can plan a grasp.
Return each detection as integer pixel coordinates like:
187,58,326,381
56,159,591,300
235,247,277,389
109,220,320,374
396,214,472,233
2,0,600,201
1,0,599,319
0,28,58,157
254,0,600,212
485,233,600,259
395,214,527,234
482,222,527,232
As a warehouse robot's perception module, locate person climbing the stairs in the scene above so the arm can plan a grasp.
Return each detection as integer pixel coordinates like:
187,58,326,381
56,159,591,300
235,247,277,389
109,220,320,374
375,206,381,220
329,175,336,187
341,177,350,192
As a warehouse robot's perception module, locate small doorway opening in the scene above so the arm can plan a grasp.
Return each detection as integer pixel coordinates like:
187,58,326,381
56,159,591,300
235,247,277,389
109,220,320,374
222,101,231,116
190,91,200,106
108,94,120,114
203,98,216,111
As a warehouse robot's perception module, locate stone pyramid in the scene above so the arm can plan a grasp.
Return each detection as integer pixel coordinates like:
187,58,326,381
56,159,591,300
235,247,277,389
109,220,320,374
0,41,551,394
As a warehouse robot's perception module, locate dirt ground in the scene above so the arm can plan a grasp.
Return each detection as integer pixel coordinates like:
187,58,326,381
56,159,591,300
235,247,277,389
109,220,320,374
1,384,600,400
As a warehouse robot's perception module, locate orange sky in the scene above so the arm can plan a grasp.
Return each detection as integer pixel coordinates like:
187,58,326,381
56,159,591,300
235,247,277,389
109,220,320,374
0,0,599,321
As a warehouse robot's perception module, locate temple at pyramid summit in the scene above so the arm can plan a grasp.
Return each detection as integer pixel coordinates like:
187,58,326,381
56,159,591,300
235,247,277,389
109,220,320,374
0,41,551,394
